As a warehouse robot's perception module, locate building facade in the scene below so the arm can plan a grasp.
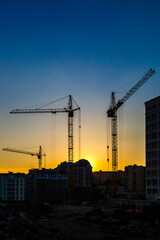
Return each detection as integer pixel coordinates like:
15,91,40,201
93,170,126,198
145,96,160,199
0,172,26,201
72,159,92,188
26,169,68,201
55,159,93,200
125,165,145,199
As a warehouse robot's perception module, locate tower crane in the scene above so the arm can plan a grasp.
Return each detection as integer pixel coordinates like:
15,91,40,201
107,68,155,172
2,146,45,170
10,95,80,164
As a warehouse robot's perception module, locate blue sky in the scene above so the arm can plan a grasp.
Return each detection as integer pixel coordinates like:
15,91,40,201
0,0,160,172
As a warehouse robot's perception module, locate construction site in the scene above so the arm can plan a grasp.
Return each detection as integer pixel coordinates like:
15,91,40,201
0,69,157,200
1,0,160,238
1,68,160,240
0,69,156,200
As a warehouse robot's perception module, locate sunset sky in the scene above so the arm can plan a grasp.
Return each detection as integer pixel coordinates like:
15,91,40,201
0,0,160,173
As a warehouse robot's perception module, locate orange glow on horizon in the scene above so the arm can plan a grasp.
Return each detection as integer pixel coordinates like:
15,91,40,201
0,149,146,174
0,103,146,174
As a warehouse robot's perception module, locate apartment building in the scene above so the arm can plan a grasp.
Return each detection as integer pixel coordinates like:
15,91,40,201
26,168,68,201
0,172,26,201
145,96,160,199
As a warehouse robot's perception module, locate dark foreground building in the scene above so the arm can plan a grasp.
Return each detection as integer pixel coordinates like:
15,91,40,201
26,168,67,201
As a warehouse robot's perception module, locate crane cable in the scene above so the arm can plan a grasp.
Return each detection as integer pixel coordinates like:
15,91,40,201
23,95,69,109
116,70,149,93
51,114,56,169
37,96,69,109
106,115,110,171
118,107,123,170
72,96,80,109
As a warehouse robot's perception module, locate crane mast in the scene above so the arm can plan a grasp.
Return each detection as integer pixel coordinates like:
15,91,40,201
2,146,46,170
107,68,155,171
10,95,80,163
110,92,118,172
68,95,74,163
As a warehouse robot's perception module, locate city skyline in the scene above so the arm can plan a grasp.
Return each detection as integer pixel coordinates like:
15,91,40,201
0,0,160,173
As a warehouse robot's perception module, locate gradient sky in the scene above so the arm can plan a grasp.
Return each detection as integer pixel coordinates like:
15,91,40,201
0,0,160,173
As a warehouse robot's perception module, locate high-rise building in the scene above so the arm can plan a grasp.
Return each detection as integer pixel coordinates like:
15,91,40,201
145,96,160,199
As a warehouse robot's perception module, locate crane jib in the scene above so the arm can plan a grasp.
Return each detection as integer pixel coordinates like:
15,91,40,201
10,108,80,114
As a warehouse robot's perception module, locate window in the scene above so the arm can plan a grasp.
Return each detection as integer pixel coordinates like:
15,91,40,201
152,132,157,139
152,142,157,148
152,104,157,109
152,160,157,167
153,189,157,194
152,179,157,185
152,170,157,176
152,151,157,158
146,152,151,158
147,170,151,176
146,124,151,131
146,115,152,122
147,189,152,195
147,180,151,185
146,106,152,111
152,113,157,121
152,123,157,130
